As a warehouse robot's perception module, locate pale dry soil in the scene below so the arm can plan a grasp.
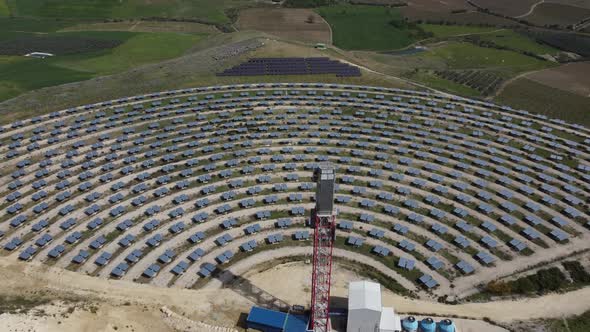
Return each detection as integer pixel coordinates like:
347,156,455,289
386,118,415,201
1,300,170,332
0,254,589,331
243,261,509,331
0,256,249,332
242,259,590,325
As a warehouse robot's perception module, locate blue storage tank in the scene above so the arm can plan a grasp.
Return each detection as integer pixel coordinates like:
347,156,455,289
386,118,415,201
401,316,418,332
437,319,455,332
419,317,436,332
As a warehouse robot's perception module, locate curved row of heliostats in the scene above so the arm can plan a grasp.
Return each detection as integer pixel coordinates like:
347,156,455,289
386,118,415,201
0,83,588,297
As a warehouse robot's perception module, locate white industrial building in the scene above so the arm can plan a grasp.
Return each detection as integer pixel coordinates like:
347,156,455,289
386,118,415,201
346,281,402,332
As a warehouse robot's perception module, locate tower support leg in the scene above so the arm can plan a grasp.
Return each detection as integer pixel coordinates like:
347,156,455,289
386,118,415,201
309,214,335,332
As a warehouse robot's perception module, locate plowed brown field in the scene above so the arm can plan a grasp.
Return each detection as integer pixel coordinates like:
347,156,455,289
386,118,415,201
525,3,590,26
470,0,539,17
237,8,331,44
526,62,590,96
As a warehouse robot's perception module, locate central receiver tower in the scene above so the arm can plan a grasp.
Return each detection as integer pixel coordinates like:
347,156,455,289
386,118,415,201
309,164,336,332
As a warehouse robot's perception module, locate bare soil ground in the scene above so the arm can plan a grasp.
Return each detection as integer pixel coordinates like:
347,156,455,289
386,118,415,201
237,8,331,44
470,0,540,17
524,3,590,26
243,259,590,323
0,301,173,332
526,61,590,96
0,256,250,331
0,254,589,331
244,262,509,332
548,0,590,9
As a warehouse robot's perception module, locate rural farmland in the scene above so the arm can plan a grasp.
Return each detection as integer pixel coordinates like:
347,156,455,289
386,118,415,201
470,0,539,17
5,0,251,25
237,8,331,44
526,62,590,97
0,3,589,332
523,3,590,27
316,5,432,50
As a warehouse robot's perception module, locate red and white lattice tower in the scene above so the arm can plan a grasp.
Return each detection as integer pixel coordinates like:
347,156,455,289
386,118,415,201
310,164,336,332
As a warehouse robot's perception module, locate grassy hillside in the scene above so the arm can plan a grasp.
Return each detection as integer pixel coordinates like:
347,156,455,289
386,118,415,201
0,0,9,16
0,56,93,101
415,42,553,74
6,0,249,24
473,30,559,55
419,24,497,38
317,5,431,51
0,17,75,39
55,32,203,74
0,30,204,101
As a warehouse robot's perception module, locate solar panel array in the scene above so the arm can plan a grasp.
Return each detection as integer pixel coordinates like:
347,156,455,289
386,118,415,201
0,82,588,299
218,57,361,77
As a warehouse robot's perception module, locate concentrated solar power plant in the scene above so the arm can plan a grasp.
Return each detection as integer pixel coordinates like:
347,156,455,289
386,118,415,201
0,82,588,301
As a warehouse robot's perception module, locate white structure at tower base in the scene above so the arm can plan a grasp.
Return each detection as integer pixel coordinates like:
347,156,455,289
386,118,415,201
346,280,402,332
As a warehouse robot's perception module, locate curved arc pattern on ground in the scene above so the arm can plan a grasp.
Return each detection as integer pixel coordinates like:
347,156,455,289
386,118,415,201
0,82,588,300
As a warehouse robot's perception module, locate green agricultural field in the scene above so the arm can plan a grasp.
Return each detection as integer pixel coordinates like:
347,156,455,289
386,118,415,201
6,0,248,25
0,17,76,39
414,42,553,74
317,5,430,51
56,32,204,75
0,56,93,101
0,30,205,101
0,0,9,16
474,30,559,56
419,24,498,38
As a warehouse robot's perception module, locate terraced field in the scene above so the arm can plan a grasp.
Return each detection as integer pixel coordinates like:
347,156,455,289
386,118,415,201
0,83,588,301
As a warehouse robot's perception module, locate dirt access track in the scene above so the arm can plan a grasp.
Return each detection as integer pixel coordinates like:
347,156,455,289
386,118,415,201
470,0,540,17
1,255,590,331
237,8,331,44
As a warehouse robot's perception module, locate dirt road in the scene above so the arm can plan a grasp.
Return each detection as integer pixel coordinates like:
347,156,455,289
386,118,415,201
0,255,589,331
